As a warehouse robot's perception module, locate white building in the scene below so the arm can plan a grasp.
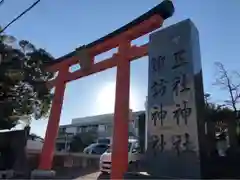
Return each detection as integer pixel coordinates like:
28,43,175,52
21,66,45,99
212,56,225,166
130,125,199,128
27,134,44,153
56,110,144,151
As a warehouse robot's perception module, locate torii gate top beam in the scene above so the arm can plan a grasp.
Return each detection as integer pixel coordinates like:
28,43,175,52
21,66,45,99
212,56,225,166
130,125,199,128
46,0,174,71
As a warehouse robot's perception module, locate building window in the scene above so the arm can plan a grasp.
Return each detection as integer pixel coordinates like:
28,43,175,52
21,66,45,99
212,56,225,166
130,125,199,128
85,125,98,132
82,126,87,133
58,127,66,135
105,124,112,131
98,125,107,132
89,125,98,132
77,126,81,133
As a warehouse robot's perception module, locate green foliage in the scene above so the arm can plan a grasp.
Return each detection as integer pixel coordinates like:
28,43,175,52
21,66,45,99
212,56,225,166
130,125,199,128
69,131,98,152
69,134,84,152
29,133,43,141
0,29,54,129
205,97,235,122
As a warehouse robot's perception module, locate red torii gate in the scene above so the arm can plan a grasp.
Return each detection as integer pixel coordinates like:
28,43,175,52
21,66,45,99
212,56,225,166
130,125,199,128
39,1,174,179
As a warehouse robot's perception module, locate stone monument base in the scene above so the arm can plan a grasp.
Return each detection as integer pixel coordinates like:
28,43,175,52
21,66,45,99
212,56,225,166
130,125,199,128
31,169,56,179
144,151,201,179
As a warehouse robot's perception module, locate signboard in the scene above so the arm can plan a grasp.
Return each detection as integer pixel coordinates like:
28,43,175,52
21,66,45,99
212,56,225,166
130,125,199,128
146,19,205,179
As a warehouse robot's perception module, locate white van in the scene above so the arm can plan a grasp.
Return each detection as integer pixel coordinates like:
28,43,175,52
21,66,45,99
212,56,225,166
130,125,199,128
99,138,141,174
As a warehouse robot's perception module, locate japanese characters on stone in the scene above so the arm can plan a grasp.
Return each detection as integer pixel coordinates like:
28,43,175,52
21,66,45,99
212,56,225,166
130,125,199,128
150,53,169,127
149,49,192,127
150,104,167,126
151,78,168,98
149,133,196,156
172,49,192,126
173,100,191,126
152,55,165,72
170,48,194,155
150,55,167,98
171,133,195,155
149,47,194,155
146,20,204,178
149,134,166,157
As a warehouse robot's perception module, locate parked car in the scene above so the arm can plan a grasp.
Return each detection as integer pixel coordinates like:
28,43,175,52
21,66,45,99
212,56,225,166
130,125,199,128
99,138,141,174
97,137,112,145
83,143,109,155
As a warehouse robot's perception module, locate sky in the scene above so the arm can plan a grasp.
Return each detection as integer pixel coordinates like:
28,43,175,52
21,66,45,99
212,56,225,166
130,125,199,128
0,0,240,137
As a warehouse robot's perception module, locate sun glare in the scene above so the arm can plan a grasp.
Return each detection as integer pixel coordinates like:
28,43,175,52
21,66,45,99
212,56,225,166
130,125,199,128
96,82,138,114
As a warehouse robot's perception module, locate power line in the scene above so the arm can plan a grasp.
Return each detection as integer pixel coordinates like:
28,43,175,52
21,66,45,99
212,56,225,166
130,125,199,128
0,0,4,6
0,0,41,33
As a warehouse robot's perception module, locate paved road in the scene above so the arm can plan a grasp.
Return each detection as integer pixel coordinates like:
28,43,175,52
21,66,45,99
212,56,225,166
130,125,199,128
74,171,110,180
74,172,100,179
74,172,110,180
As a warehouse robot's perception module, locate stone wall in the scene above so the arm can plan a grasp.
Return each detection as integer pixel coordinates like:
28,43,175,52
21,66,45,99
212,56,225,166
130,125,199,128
0,128,29,172
28,153,100,179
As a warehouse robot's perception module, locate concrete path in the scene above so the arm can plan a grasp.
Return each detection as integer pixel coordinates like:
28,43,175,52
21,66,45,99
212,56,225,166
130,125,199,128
74,171,111,180
74,172,100,179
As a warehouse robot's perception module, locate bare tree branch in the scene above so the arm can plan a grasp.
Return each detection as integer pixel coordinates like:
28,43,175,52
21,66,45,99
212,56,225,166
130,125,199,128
214,62,240,116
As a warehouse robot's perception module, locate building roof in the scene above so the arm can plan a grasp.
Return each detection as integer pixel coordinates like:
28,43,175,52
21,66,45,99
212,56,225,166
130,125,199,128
60,110,145,128
71,113,114,125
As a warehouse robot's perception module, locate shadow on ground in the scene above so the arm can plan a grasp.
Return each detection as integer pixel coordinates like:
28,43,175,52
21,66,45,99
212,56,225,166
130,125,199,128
54,167,99,179
97,172,110,179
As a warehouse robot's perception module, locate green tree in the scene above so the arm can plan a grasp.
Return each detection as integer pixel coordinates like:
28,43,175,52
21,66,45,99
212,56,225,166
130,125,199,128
205,100,235,122
0,29,54,130
69,131,98,152
69,134,84,152
29,133,43,141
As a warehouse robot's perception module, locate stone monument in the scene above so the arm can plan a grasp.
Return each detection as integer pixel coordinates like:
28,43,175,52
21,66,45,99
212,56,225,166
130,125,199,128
146,19,206,179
